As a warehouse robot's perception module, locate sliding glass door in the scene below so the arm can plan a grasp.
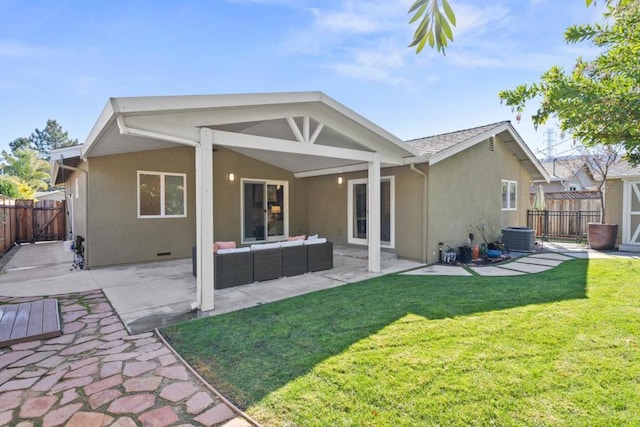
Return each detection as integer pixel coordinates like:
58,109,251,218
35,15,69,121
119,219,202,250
242,179,288,243
348,177,394,247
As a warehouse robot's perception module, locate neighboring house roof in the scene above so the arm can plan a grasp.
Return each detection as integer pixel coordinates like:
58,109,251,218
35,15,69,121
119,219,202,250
35,190,66,201
545,190,600,200
404,121,549,182
539,157,587,181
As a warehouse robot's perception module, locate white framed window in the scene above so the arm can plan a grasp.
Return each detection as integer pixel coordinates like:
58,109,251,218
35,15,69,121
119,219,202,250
137,171,187,218
241,179,288,243
502,180,517,211
347,176,395,248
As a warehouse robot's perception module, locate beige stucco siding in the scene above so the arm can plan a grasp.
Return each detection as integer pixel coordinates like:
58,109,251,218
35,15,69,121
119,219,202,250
425,135,530,263
211,147,308,242
86,146,308,267
605,179,623,244
87,147,196,267
306,165,425,260
65,162,89,242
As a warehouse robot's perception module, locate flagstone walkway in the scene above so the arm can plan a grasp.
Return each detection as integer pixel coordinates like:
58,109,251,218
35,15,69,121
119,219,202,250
401,247,635,277
0,289,256,427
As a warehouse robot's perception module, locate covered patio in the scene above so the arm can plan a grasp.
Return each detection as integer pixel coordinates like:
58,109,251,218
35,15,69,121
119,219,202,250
64,92,419,313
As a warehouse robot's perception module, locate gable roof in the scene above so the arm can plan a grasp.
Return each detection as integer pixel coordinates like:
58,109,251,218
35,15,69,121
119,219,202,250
606,158,640,179
406,121,508,157
404,121,549,181
78,91,418,178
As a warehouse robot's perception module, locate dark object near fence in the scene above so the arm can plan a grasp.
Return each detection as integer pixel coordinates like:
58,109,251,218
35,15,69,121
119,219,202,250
527,210,600,242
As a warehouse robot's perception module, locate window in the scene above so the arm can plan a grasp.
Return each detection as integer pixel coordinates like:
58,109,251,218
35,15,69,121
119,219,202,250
502,180,517,210
241,179,288,243
347,176,395,248
568,184,578,192
137,171,186,218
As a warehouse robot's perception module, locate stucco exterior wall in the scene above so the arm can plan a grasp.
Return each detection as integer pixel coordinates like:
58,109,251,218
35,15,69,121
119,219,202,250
87,147,196,267
86,146,307,267
604,178,623,244
306,165,425,261
425,135,530,263
211,147,308,243
64,162,88,242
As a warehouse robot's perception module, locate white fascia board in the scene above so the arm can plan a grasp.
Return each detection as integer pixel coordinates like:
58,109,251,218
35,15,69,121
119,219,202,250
82,99,117,159
211,129,378,162
110,91,325,115
505,122,551,182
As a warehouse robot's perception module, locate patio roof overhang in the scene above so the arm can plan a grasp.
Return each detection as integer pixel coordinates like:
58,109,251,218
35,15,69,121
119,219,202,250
73,91,416,313
80,91,418,174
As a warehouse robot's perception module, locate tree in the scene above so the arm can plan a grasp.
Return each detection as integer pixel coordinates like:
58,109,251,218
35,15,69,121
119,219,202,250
9,120,78,161
9,137,30,153
1,148,50,193
0,175,20,199
578,143,622,223
498,0,640,163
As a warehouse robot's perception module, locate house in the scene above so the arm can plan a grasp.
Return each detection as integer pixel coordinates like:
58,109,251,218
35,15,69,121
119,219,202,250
534,157,597,192
51,92,548,312
598,160,640,252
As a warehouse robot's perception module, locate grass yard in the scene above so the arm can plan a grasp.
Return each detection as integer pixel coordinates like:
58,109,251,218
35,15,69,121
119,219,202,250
161,258,640,426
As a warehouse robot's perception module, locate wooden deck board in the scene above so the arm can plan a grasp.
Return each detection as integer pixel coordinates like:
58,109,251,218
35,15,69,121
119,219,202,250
0,299,61,348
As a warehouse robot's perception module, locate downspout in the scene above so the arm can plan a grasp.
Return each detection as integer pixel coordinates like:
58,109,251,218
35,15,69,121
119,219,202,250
55,158,89,267
410,163,428,263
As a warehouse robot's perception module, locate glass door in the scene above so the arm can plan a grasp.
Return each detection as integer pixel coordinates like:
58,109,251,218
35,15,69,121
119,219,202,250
348,177,394,247
242,180,288,243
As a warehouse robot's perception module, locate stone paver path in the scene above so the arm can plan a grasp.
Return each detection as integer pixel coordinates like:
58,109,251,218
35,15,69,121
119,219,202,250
0,289,256,426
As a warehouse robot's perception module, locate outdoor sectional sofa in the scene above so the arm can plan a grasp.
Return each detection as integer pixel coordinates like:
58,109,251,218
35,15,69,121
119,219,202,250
191,238,333,289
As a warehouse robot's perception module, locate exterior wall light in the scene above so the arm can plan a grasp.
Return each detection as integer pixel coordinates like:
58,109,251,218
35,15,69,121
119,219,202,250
228,172,235,182
337,176,343,185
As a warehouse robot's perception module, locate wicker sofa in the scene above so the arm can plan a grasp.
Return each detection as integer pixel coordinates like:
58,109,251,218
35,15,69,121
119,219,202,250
192,240,333,289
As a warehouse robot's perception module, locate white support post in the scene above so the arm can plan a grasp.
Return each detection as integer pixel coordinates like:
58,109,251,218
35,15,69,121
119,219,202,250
197,128,215,311
303,116,310,143
368,153,381,272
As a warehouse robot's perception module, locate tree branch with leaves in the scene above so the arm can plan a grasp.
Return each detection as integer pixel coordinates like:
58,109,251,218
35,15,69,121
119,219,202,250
498,0,640,163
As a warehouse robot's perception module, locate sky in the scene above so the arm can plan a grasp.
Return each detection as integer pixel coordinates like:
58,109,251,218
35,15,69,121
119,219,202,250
0,0,605,159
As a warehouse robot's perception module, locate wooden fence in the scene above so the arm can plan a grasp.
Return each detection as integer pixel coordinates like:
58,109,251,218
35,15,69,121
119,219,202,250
0,198,17,254
0,199,66,252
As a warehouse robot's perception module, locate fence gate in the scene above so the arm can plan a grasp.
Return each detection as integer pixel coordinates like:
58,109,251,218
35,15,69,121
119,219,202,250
15,199,66,243
527,209,600,243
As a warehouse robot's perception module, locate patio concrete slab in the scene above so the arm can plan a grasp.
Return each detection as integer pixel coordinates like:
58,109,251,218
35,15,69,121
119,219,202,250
401,265,472,276
529,253,575,261
513,257,563,267
498,262,552,273
469,266,525,276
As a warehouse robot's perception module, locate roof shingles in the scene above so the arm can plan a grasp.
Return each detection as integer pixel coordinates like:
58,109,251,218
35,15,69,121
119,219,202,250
405,121,509,157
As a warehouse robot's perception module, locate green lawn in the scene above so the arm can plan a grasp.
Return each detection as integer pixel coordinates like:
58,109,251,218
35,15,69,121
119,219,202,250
161,258,640,426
